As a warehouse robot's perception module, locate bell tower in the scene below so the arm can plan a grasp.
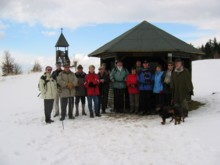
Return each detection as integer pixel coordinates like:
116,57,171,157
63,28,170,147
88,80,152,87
55,28,70,66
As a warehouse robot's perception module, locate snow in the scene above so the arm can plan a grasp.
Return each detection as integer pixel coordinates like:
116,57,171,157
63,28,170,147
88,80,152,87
0,59,220,165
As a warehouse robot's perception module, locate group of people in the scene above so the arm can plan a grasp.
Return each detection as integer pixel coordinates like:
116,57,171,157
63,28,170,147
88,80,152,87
39,58,193,124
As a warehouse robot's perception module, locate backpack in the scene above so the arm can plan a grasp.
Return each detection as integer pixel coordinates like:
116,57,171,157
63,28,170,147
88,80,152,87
38,75,49,91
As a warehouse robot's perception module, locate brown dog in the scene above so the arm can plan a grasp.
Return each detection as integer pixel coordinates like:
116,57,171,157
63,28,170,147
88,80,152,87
156,106,175,125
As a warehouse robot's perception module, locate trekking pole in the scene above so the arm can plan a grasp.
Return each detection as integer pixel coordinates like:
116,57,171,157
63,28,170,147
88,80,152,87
124,89,126,113
62,120,64,130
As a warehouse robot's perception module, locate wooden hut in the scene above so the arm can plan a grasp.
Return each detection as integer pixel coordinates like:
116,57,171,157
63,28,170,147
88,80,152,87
88,21,204,111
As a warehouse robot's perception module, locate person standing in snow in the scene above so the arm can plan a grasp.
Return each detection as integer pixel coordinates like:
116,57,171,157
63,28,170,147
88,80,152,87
57,63,78,121
51,62,63,117
39,66,57,124
153,64,164,111
75,64,87,116
84,65,101,118
162,61,174,106
98,66,110,114
171,59,194,116
138,60,154,115
126,67,139,113
110,60,129,113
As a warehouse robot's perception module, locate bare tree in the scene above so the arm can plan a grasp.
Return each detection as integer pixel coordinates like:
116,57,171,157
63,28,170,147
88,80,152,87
31,61,42,72
1,51,15,75
14,63,23,75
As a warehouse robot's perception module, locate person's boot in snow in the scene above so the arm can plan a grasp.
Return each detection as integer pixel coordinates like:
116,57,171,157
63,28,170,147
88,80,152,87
75,104,79,117
96,113,101,117
82,104,87,116
90,113,94,118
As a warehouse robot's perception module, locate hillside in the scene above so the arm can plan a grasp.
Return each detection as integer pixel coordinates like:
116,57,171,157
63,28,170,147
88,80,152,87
0,60,220,165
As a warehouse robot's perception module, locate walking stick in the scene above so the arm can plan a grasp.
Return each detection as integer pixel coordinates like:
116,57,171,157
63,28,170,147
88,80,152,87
124,89,126,113
62,120,64,130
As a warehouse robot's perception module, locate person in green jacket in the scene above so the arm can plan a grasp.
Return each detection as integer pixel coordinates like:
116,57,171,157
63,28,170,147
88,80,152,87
171,59,194,116
110,60,129,113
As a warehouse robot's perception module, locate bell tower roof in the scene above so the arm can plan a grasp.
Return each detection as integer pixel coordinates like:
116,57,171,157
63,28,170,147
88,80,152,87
55,28,69,47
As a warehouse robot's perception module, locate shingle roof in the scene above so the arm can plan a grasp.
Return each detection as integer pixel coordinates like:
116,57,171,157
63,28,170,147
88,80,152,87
55,32,69,47
88,21,204,57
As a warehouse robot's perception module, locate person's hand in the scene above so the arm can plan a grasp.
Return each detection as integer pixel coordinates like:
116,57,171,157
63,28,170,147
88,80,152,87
67,82,73,89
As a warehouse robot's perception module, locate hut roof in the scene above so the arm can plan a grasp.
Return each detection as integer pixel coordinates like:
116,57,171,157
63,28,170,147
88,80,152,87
88,21,204,57
55,32,69,47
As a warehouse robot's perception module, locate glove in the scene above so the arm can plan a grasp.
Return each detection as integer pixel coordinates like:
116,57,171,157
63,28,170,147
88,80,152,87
88,82,96,87
189,91,194,96
67,82,73,89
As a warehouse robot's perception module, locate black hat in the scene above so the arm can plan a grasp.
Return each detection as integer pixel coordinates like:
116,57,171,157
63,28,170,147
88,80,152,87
77,64,83,69
143,60,149,64
63,62,70,67
168,61,174,65
175,58,182,63
116,60,122,64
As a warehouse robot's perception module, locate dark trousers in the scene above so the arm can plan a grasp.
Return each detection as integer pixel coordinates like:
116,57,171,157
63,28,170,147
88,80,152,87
44,99,54,121
139,90,151,113
113,88,125,113
61,97,74,118
99,91,108,113
154,93,164,108
75,96,86,104
164,93,172,106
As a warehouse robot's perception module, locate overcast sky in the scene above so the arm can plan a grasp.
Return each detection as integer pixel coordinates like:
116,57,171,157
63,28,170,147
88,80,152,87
0,0,219,71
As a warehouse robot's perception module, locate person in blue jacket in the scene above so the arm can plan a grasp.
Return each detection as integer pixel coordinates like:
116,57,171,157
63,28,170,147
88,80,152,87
153,64,164,111
138,60,154,115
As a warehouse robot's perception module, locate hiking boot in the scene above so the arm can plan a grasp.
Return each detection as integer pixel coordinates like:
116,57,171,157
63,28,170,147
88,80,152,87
69,116,75,119
96,113,101,117
53,114,59,117
75,104,79,117
90,113,94,118
82,104,87,116
60,117,65,121
45,120,51,124
49,119,54,122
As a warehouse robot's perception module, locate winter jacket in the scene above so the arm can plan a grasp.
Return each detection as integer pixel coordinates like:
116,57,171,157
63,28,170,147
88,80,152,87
39,73,57,99
162,70,173,94
126,74,139,94
110,67,129,89
52,69,63,81
138,69,154,91
171,68,193,104
98,71,110,95
153,71,164,94
84,72,100,96
57,70,78,98
75,71,87,96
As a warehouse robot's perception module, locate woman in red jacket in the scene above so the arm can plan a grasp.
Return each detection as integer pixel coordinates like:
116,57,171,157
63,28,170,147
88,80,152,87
84,65,101,118
126,68,139,113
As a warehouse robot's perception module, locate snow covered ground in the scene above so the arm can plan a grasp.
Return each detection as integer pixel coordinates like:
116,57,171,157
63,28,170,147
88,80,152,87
0,59,220,165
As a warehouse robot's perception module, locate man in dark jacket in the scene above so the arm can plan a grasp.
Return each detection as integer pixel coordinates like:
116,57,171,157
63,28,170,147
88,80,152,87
98,66,110,114
171,59,194,116
51,62,63,117
162,61,174,106
75,65,87,116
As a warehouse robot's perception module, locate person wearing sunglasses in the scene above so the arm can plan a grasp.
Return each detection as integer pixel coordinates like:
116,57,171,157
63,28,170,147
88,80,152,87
39,66,57,124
